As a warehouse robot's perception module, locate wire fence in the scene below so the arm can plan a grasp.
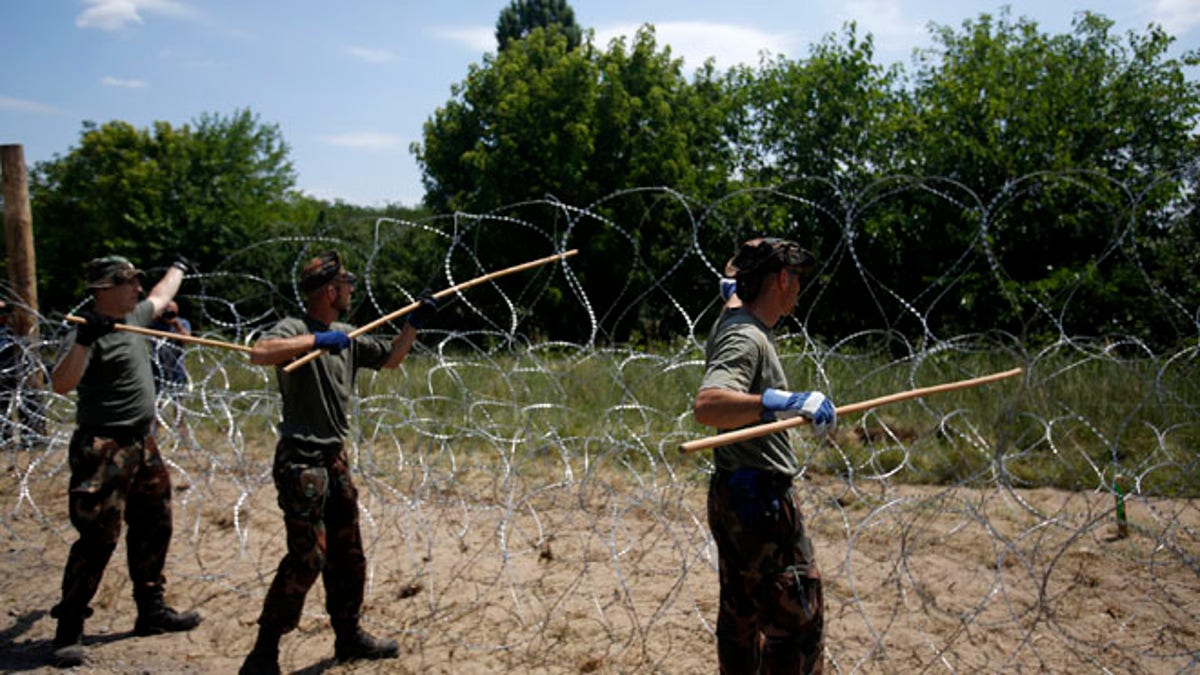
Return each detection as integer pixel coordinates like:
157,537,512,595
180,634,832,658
1,174,1198,672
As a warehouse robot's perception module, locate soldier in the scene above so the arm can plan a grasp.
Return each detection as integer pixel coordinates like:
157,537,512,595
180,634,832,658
49,255,201,667
149,300,193,440
239,250,436,675
149,300,191,396
693,238,836,674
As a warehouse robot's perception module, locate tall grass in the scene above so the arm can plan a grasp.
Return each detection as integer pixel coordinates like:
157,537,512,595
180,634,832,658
188,340,1200,498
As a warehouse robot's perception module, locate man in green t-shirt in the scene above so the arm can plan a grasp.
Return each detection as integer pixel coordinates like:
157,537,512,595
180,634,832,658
49,254,201,667
693,237,837,674
239,250,436,675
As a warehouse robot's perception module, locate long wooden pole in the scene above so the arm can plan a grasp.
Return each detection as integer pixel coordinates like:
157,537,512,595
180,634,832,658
679,367,1024,454
65,314,254,353
282,249,578,373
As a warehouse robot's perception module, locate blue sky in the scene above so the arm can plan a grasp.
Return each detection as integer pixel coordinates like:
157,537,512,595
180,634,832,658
4,1,1198,208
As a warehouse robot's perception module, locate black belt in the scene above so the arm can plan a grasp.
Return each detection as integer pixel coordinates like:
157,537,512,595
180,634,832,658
714,467,793,492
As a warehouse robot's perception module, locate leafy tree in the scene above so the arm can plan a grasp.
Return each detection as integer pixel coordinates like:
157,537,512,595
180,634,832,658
30,109,299,311
416,24,736,218
418,10,1199,344
414,26,736,341
730,24,904,192
874,11,1200,341
496,0,582,52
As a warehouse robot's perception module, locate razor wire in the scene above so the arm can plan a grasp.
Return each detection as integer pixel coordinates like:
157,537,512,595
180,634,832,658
1,172,1198,673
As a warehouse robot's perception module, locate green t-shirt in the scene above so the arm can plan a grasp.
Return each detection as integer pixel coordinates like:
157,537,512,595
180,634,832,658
266,316,393,446
71,300,157,430
699,307,800,476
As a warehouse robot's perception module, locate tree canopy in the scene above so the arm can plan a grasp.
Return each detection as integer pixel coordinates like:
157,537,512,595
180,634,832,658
30,109,298,310
496,0,582,52
414,9,1199,345
18,8,1198,347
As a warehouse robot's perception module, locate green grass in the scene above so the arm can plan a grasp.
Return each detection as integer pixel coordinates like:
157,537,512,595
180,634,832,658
183,341,1200,498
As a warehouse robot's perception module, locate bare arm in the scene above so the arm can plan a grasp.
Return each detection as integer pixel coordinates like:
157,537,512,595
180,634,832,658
693,387,765,429
51,343,91,395
146,267,184,316
249,334,320,366
381,324,419,369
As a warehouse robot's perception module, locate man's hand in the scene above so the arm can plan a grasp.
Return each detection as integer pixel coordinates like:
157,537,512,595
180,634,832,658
313,330,352,355
407,289,438,329
171,255,199,275
761,388,837,435
74,310,117,347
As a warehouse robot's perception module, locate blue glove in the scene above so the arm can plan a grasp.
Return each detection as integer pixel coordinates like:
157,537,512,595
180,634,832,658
407,289,438,329
762,388,837,435
313,330,352,354
719,277,737,301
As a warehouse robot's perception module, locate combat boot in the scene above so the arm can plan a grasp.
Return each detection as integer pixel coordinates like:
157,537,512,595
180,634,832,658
51,616,86,667
333,625,399,662
133,594,202,636
238,647,281,675
239,627,281,675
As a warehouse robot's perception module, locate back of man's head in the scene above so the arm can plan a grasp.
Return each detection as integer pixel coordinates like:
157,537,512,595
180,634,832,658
724,237,815,302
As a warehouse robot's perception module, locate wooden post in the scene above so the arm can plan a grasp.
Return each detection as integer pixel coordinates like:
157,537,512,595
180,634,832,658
1,145,44,445
1,145,40,339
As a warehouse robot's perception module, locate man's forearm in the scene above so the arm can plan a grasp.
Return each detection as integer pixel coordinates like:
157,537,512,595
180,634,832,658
51,344,90,394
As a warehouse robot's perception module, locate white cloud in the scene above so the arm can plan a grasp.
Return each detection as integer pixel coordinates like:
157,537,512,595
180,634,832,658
0,96,62,114
100,76,148,88
829,0,926,56
346,46,395,64
1148,0,1200,34
430,26,495,53
320,132,408,151
596,21,798,69
76,0,198,31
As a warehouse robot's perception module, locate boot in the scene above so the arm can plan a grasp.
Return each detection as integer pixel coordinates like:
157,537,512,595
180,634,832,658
238,628,281,675
133,594,202,636
333,625,399,662
51,616,86,668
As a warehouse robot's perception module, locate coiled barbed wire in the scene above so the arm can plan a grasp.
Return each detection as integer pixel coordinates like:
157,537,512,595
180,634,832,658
1,174,1196,672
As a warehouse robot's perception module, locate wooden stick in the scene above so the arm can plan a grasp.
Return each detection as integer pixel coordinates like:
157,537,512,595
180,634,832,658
679,367,1024,454
282,249,579,373
65,314,254,353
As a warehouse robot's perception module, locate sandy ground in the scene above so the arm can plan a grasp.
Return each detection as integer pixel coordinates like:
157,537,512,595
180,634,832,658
2,441,1198,674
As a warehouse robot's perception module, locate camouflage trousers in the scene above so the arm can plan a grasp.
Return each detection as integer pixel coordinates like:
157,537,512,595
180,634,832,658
708,468,824,674
51,426,173,621
255,437,366,635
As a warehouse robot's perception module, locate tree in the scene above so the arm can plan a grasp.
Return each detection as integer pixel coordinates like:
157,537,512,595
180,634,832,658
413,26,737,341
30,109,299,311
872,11,1200,342
496,0,582,52
416,25,735,214
730,24,904,191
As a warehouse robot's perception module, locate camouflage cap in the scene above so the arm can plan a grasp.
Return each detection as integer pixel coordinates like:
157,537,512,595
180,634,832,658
724,237,815,278
299,249,358,292
87,255,146,289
